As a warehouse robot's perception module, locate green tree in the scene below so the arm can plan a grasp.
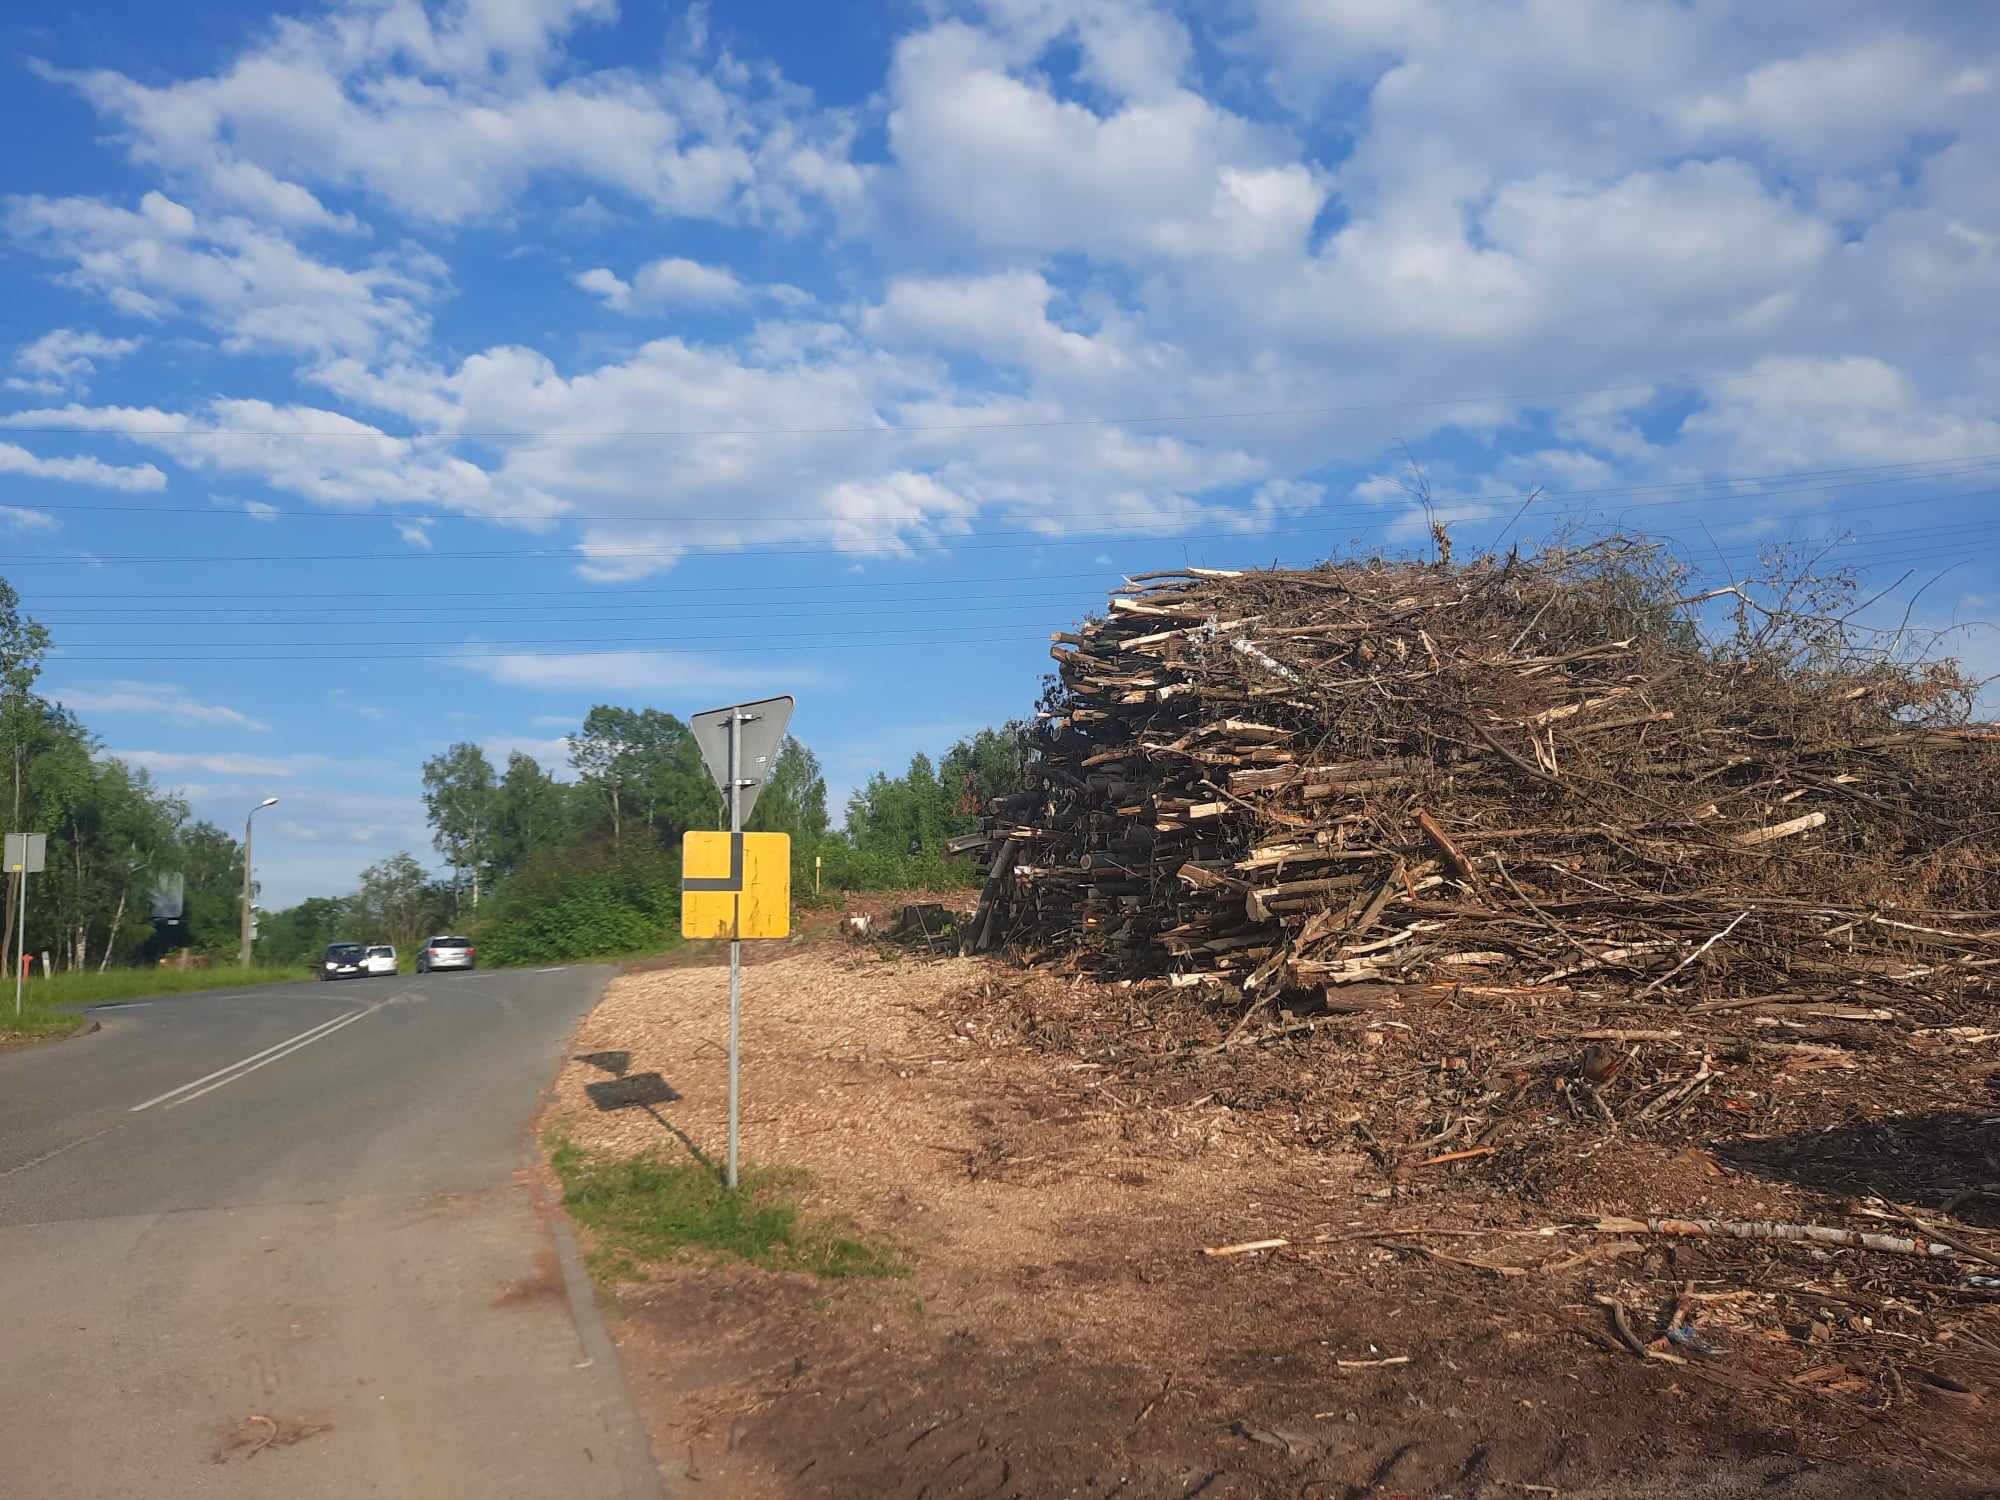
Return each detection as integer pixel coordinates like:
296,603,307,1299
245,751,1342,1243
259,894,354,967
939,725,1026,815
748,736,828,841
46,755,185,970
176,821,246,956
353,851,449,951
421,742,496,908
0,579,51,973
489,751,573,881
568,706,712,848
568,706,631,846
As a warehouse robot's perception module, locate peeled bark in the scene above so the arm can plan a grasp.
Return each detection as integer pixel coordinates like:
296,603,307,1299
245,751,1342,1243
100,885,127,972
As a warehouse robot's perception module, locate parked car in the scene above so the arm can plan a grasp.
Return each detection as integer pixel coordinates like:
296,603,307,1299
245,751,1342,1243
364,944,397,977
318,942,366,980
416,935,476,973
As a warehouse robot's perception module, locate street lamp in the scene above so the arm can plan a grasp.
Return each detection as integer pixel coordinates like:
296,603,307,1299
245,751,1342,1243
240,797,278,967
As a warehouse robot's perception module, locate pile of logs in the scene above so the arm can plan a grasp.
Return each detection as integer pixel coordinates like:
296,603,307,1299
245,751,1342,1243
963,553,2000,1010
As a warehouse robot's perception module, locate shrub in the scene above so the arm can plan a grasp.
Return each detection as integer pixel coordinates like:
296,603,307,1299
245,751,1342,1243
476,838,680,965
807,839,977,899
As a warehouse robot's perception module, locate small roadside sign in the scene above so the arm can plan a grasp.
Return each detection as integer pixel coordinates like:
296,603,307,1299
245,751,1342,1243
682,695,797,1192
690,696,792,824
681,831,790,939
8,833,45,1018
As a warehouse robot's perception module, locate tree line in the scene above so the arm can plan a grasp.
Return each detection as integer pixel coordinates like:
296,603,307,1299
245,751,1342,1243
0,581,249,973
263,714,1029,967
0,567,1034,975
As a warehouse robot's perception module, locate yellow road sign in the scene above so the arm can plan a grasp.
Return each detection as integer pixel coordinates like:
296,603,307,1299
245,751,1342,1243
682,831,791,940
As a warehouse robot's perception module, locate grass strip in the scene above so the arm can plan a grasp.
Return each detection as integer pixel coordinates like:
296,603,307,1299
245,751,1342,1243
0,964,307,1046
549,1137,898,1281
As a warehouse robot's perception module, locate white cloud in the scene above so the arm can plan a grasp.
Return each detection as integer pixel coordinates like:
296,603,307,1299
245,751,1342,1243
1679,356,2000,471
1677,33,1995,168
573,267,632,310
865,271,1139,380
4,191,435,360
885,21,1322,263
10,0,1999,606
456,649,824,697
48,0,866,234
1,506,58,532
7,328,141,395
0,400,561,527
530,714,574,728
0,441,166,492
108,749,305,777
55,680,271,731
484,734,574,772
576,256,748,312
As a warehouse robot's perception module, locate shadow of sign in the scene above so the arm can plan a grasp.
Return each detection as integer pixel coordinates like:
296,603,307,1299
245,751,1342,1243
584,1073,681,1111
578,1070,721,1179
574,1050,631,1077
1715,1110,2000,1228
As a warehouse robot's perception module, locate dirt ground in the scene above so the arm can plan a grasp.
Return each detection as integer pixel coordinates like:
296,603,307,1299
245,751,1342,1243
540,901,2000,1499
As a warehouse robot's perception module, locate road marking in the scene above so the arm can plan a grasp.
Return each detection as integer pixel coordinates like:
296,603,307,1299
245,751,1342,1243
128,1009,369,1114
163,1010,374,1109
0,1124,121,1181
535,966,568,973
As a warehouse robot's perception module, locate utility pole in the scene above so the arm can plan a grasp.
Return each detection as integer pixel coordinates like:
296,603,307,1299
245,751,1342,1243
240,797,278,967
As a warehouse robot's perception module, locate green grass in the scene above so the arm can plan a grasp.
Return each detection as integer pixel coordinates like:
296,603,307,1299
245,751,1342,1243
548,1137,898,1281
0,964,306,1047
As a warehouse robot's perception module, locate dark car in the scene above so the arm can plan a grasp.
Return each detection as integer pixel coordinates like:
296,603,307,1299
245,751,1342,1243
318,942,366,980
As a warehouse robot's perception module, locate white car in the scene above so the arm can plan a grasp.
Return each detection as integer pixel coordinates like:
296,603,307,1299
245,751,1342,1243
364,944,398,976
417,935,476,973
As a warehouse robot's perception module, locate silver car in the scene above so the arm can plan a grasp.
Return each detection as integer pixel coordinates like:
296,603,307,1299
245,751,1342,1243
416,935,476,973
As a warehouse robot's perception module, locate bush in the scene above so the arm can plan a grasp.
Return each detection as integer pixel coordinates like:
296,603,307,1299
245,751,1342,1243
805,839,977,901
475,839,681,966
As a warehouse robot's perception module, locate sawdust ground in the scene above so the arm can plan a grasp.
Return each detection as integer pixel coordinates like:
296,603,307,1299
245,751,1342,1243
540,915,1998,1499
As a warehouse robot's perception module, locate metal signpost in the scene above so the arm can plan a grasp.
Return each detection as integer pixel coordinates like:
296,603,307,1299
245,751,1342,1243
7,833,47,1018
685,695,794,1189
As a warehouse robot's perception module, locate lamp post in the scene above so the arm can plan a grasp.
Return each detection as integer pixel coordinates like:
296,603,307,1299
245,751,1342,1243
240,797,278,967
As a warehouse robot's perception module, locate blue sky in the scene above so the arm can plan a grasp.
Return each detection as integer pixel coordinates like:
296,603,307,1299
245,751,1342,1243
3,0,1999,905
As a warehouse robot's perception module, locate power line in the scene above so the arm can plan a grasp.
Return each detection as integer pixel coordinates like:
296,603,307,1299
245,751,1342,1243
40,529,2000,666
16,452,1999,528
0,368,1793,442
16,454,1999,597
25,589,1103,623
39,616,1087,649
12,474,2000,571
48,630,1058,664
21,509,1992,631
19,568,1121,601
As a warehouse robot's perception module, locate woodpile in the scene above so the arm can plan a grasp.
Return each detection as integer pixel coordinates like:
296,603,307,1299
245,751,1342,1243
965,548,2000,1013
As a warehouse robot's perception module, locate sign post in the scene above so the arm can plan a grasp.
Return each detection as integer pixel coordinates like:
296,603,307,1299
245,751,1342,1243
684,696,794,1189
7,833,47,1019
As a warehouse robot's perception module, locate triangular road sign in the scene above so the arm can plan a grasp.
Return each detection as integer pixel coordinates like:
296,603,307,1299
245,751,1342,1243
690,695,794,824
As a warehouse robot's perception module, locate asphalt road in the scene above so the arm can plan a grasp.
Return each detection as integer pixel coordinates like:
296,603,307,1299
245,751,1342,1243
0,966,665,1499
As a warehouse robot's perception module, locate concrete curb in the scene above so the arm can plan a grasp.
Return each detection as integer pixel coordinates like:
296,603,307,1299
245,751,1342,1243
539,1179,668,1499
528,963,668,1499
